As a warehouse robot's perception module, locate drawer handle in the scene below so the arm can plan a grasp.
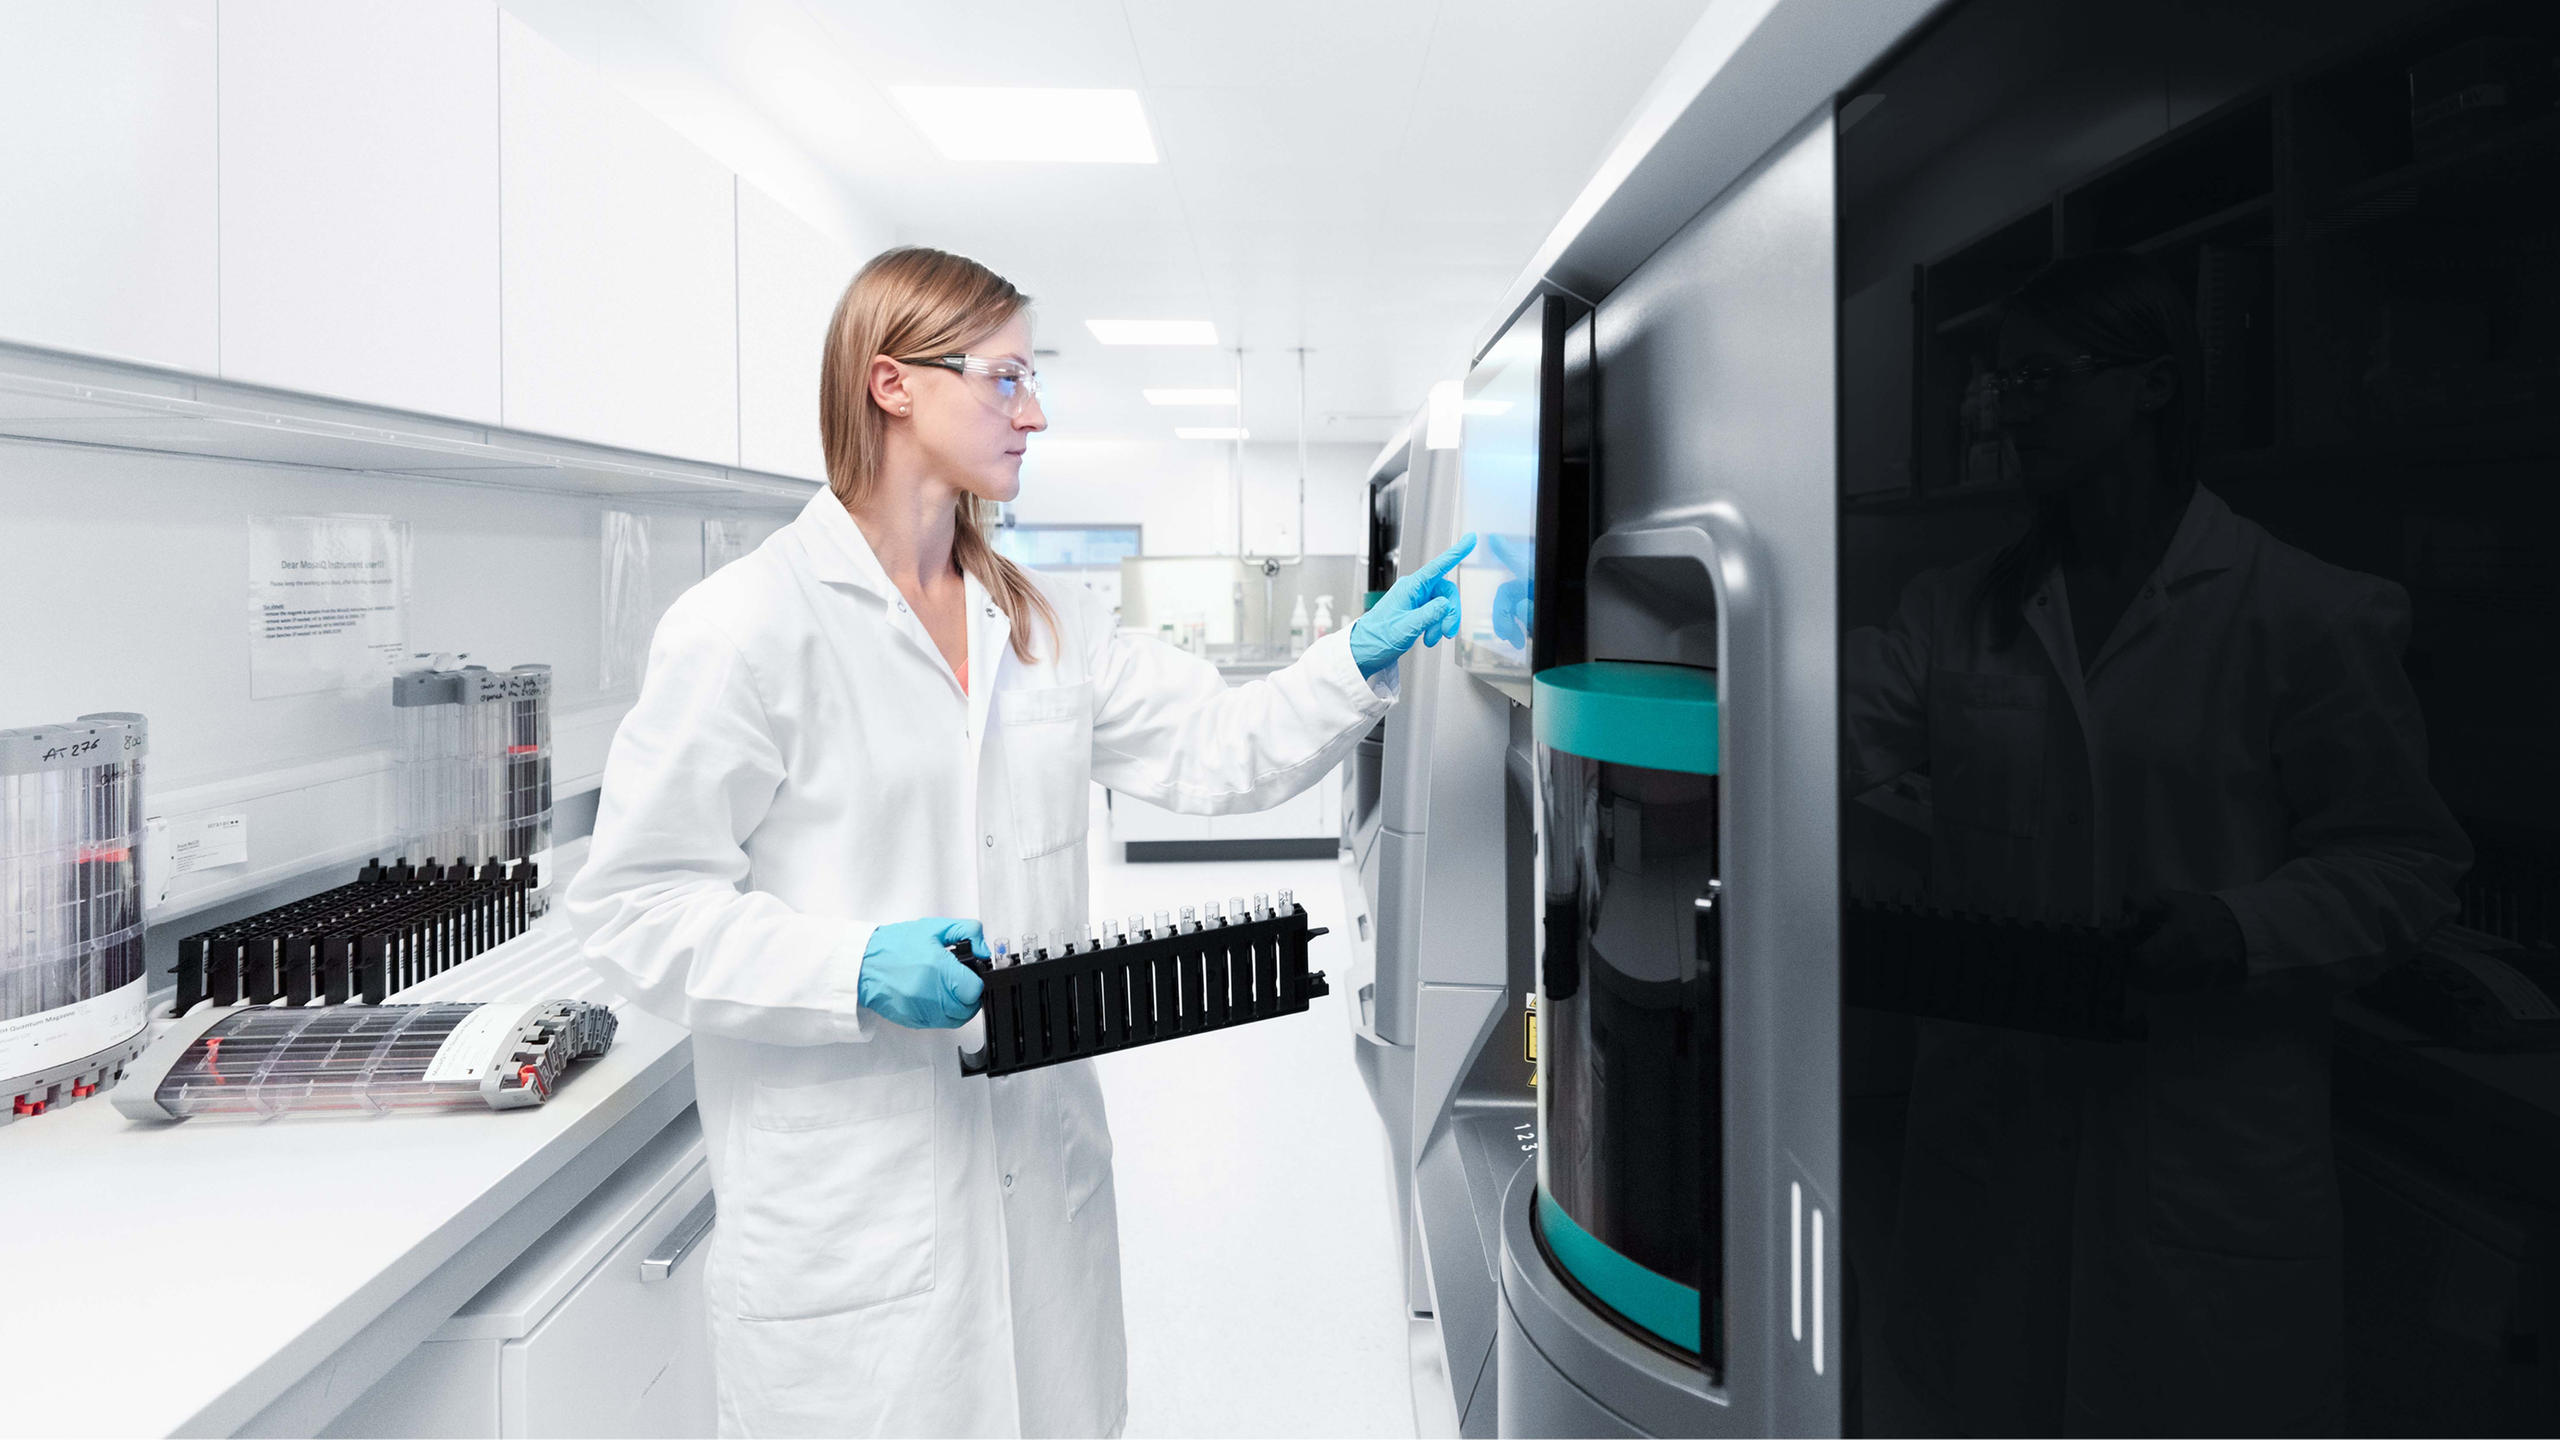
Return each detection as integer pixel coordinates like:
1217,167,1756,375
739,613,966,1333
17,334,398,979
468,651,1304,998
639,1192,717,1284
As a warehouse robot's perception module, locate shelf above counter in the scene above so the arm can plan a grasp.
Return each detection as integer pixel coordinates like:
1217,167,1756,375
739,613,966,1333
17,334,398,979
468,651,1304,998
0,339,821,513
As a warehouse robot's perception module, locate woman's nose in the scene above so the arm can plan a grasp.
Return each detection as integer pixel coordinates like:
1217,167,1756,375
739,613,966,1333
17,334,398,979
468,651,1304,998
1017,395,1048,432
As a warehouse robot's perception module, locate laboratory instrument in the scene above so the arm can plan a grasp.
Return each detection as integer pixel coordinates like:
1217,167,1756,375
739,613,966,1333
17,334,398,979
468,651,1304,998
1352,296,1584,1435
1532,660,1724,1369
113,997,616,1121
1841,901,2141,1041
2,712,152,1123
394,659,554,912
174,857,538,1014
951,888,1329,1077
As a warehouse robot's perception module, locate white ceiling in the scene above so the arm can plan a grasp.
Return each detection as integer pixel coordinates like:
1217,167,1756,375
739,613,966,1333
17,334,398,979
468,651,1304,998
556,0,1708,448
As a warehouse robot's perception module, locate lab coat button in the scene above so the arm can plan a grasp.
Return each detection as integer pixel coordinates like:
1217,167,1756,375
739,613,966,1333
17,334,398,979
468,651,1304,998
1002,1172,1014,1190
985,834,995,847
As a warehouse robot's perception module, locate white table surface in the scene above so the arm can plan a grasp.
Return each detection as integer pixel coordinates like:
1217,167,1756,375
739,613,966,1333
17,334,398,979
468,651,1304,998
0,915,691,1438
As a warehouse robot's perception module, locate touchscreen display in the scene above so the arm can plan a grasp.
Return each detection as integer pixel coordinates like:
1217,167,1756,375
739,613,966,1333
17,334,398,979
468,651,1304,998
1454,308,1543,687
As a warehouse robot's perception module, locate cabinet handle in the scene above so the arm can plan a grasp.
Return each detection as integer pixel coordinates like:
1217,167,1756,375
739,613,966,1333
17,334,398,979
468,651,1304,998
639,1192,717,1283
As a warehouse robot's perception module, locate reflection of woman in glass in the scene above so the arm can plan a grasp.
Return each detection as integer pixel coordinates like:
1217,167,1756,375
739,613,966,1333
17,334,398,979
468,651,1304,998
1844,252,2469,1434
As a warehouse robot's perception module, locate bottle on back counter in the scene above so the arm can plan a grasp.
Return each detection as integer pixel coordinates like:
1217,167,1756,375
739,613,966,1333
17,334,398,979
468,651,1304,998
1288,595,1309,656
1312,595,1335,641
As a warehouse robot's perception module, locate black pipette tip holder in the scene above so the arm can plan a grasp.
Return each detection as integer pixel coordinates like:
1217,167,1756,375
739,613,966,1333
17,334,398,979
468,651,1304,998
954,903,1329,1077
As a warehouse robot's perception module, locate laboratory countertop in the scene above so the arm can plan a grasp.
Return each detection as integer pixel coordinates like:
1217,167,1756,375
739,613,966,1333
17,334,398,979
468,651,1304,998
0,905,692,1438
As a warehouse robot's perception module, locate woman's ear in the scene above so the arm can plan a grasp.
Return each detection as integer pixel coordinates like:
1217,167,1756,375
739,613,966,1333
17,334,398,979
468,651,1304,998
869,355,911,417
2133,355,2178,414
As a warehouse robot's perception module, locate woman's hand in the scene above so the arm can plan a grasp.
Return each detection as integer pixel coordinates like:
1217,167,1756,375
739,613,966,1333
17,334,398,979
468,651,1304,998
857,917,988,1028
1351,533,1476,677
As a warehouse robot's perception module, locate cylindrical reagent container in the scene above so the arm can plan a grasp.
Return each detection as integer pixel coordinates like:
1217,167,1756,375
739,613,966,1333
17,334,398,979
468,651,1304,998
2,712,152,1121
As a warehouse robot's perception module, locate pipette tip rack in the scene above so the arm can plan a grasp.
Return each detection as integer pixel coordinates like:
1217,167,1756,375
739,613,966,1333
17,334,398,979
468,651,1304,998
954,889,1328,1077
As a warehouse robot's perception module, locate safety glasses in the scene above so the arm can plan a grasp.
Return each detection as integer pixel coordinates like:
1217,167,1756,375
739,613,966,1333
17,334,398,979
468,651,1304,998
900,354,1045,419
1976,353,2156,419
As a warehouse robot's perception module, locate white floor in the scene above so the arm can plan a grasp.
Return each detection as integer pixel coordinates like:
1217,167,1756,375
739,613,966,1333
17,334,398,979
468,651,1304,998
1084,787,1422,1439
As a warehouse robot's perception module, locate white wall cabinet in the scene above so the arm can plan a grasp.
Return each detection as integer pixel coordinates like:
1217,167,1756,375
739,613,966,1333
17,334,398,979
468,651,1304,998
499,13,739,466
736,181,857,482
0,2,219,373
217,1,503,422
0,6,836,476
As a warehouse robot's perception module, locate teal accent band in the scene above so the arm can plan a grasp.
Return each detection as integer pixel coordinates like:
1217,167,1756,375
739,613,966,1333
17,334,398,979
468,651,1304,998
1363,589,1389,612
1532,661,1719,774
1536,1188,1701,1354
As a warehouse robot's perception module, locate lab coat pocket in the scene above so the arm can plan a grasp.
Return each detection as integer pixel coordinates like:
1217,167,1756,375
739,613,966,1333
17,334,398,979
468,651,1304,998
1927,668,2047,838
732,1068,937,1321
1053,1064,1116,1220
1001,681,1094,860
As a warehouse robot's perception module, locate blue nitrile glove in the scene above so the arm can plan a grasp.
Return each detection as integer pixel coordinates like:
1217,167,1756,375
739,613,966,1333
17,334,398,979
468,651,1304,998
857,918,988,1028
1350,533,1476,677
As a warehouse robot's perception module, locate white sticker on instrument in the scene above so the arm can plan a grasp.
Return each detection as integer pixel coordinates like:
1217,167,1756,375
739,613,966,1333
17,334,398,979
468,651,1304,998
422,1004,529,1085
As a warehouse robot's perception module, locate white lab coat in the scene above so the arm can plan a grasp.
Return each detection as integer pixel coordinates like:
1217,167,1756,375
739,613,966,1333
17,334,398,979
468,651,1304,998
1844,487,2468,1434
566,491,1395,1439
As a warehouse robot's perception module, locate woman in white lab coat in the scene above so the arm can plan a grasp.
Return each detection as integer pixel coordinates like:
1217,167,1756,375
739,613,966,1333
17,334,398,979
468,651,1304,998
565,247,1468,1438
1844,252,2469,1435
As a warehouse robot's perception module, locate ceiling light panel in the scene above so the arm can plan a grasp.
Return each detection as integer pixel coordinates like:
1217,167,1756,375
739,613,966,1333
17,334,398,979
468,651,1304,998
1144,388,1240,406
891,86,1158,163
1175,427,1250,440
1087,319,1219,346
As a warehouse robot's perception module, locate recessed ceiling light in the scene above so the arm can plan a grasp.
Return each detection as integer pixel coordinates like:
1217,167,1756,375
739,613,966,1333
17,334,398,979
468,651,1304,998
1175,427,1250,440
1145,388,1240,406
890,87,1158,163
1088,319,1219,346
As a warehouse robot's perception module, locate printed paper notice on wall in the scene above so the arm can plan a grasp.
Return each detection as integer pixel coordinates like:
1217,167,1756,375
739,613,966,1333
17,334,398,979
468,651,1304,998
248,515,410,698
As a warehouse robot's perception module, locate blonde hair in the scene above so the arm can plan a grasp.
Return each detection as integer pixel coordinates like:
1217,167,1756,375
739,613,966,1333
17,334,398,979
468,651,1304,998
819,246,1058,663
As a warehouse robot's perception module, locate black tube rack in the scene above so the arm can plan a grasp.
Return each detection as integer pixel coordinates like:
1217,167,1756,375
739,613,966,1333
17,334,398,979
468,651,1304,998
954,895,1329,1077
174,857,537,1014
1844,899,2143,1041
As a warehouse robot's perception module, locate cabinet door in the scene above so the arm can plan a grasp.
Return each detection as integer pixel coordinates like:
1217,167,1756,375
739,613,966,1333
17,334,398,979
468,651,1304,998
498,13,737,465
503,1164,716,1437
217,1,502,421
0,2,218,372
737,182,858,481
